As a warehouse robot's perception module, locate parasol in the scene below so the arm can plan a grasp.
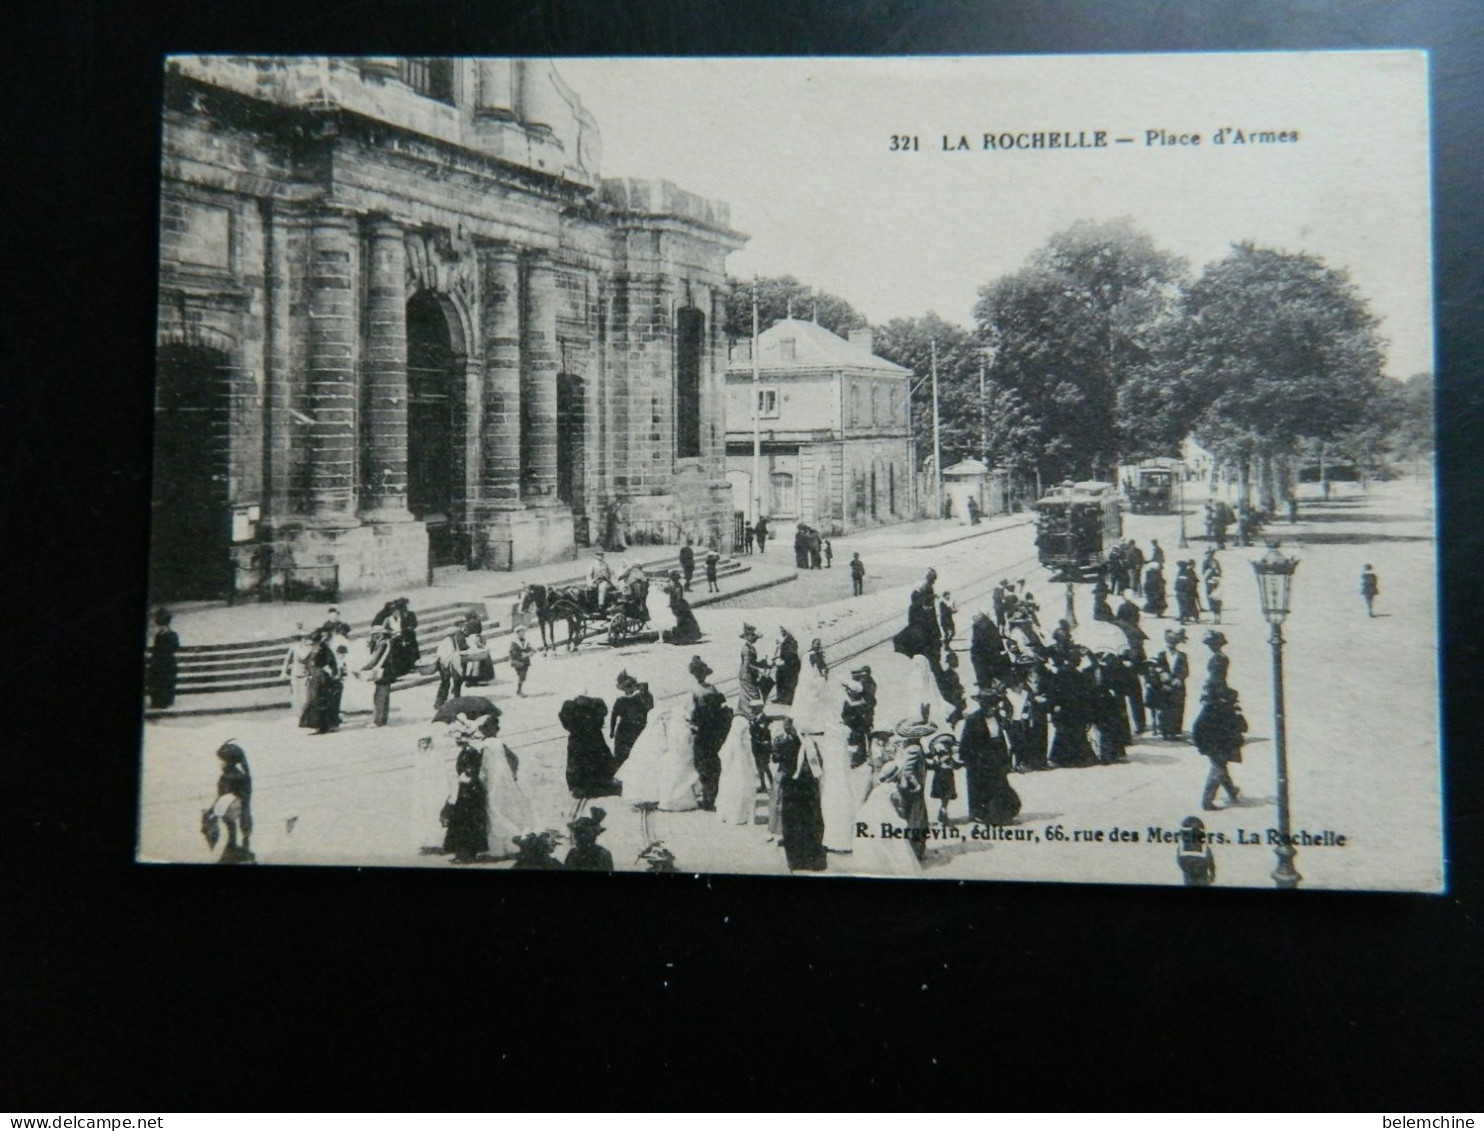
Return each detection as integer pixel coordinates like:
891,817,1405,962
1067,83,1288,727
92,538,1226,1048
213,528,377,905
431,695,500,725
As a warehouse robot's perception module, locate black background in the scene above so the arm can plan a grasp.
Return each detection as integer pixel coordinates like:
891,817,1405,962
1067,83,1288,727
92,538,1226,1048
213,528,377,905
6,0,1483,1110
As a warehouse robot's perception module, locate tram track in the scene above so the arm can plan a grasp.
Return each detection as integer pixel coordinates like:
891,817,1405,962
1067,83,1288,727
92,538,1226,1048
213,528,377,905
142,538,1048,823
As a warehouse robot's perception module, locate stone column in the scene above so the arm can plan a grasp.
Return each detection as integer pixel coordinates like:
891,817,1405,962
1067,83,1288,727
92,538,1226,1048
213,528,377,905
306,210,358,519
520,251,559,502
477,243,522,508
360,217,410,519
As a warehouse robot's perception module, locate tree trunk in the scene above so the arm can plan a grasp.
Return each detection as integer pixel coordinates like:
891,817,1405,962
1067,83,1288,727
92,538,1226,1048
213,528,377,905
1318,440,1330,500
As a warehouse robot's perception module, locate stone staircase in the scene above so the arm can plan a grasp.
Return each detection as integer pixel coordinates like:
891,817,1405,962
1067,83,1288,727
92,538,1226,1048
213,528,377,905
148,552,762,717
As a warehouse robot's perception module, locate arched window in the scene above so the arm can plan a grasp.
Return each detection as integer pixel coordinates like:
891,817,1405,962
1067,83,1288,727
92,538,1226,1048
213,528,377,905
675,307,704,459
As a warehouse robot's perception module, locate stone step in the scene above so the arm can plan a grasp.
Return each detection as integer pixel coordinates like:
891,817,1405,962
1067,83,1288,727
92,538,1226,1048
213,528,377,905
145,563,795,719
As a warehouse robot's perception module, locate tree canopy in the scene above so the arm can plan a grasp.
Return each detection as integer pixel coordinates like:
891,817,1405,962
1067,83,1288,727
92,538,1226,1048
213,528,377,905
723,275,867,341
974,218,1187,482
870,313,986,471
1159,243,1389,470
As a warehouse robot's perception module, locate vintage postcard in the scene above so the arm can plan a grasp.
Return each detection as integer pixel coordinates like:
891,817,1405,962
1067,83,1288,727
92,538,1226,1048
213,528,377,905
140,52,1440,890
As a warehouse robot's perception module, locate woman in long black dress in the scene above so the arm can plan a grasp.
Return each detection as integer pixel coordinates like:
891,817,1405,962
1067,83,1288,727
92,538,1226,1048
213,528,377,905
298,629,342,734
1047,654,1097,768
772,627,802,706
687,657,732,810
207,742,255,864
559,692,621,799
959,694,1022,825
663,571,703,644
773,715,827,871
145,608,181,709
443,742,489,863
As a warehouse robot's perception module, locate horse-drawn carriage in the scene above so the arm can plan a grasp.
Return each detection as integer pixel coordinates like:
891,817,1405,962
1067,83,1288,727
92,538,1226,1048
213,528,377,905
518,575,653,651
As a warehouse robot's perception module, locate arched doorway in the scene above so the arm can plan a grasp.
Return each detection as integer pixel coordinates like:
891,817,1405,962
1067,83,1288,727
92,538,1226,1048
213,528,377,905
407,291,459,567
152,344,233,599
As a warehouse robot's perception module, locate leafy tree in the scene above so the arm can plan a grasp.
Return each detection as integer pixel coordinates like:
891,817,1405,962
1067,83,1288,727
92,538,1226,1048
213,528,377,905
723,275,867,341
870,313,986,470
974,218,1187,483
1161,243,1389,493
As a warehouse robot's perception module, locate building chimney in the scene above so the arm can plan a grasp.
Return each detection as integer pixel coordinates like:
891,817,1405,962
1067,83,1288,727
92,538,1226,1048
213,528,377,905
848,328,874,355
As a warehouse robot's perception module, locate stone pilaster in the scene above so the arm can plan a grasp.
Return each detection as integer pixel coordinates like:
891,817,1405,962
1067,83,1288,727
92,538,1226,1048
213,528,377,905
360,217,411,519
520,251,559,502
306,210,359,521
477,243,522,509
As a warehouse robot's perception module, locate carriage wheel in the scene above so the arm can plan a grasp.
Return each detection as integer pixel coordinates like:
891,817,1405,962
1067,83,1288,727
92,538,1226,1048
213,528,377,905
608,615,627,646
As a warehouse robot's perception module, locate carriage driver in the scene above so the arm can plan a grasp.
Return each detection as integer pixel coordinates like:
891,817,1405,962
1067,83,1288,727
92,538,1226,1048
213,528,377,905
588,551,615,608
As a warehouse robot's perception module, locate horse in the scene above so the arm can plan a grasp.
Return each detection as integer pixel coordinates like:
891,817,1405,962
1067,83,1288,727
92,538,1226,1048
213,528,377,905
518,582,588,652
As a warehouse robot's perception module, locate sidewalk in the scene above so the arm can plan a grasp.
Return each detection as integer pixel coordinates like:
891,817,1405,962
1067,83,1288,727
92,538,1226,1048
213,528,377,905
147,554,800,718
836,510,1032,551
161,543,726,649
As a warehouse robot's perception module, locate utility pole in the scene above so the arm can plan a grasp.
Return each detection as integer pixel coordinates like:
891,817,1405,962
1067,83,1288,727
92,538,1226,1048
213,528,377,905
979,355,988,462
931,339,943,519
752,277,762,524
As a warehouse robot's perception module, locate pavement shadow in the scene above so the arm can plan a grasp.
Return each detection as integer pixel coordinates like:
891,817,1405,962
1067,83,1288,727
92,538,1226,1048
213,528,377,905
1126,750,1180,765
1299,510,1420,524
1297,532,1432,545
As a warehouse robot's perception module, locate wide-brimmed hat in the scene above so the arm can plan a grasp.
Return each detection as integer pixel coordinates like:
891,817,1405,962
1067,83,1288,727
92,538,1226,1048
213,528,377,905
895,719,937,740
513,829,560,854
568,807,607,837
1164,628,1187,644
740,624,760,641
1203,630,1228,648
616,670,639,690
688,655,713,680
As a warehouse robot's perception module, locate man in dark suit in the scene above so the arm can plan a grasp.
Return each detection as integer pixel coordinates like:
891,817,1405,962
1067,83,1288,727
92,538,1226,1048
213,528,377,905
679,539,695,591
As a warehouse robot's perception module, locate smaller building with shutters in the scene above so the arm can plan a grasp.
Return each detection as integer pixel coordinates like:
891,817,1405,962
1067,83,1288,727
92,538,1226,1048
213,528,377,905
724,319,912,536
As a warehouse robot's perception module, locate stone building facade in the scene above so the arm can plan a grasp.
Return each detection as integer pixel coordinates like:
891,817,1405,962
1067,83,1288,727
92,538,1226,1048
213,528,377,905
153,56,744,599
724,319,913,536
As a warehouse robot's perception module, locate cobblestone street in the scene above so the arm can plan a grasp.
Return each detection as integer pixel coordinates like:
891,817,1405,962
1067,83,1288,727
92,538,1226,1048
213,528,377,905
139,477,1441,891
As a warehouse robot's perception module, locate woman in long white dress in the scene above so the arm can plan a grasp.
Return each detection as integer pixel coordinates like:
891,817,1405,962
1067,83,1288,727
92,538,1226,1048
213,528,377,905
621,703,700,811
793,663,858,853
477,731,535,860
339,635,377,716
840,746,923,878
646,581,677,641
280,627,315,718
715,713,757,826
873,652,954,735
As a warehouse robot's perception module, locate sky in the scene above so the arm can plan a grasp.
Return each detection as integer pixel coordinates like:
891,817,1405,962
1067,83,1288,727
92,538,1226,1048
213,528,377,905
559,53,1433,378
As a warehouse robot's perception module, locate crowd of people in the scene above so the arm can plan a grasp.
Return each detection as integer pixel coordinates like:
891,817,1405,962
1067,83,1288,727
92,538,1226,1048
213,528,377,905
172,514,1275,869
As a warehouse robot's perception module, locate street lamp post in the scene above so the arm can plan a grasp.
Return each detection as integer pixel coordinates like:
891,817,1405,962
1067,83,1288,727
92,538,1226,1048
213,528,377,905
1251,544,1302,889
